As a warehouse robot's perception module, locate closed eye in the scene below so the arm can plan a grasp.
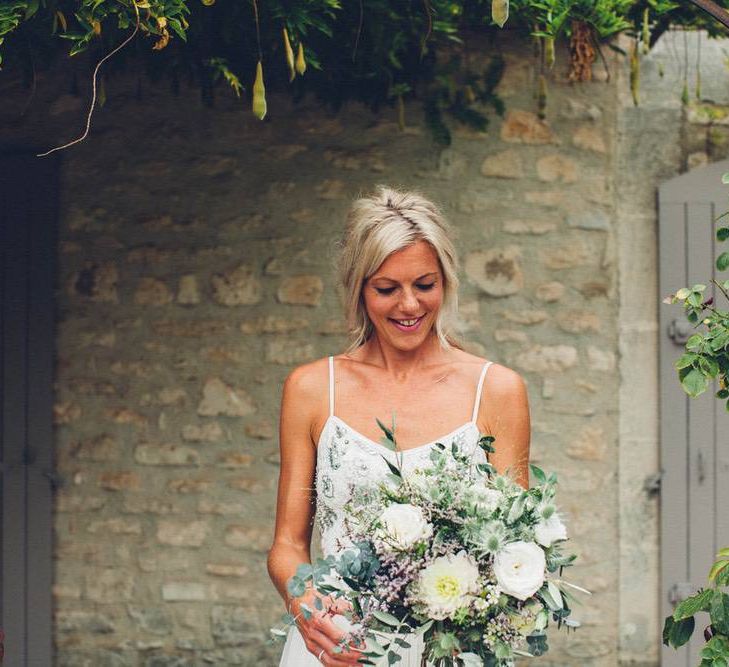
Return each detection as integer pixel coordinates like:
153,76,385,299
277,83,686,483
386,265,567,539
374,283,436,295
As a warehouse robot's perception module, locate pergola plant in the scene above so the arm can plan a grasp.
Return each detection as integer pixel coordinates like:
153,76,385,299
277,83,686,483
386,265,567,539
1,0,729,146
662,175,729,662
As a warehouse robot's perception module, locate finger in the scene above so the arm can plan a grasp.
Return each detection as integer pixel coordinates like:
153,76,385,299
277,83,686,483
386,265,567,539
317,620,365,662
310,626,364,665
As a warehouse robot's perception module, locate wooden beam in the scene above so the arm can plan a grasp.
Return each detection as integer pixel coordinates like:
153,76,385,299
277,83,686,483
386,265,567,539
686,0,729,31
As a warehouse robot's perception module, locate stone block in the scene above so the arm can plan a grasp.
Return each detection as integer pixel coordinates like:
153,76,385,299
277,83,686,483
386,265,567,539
500,110,559,144
157,520,209,547
465,246,524,297
211,264,261,306
134,278,173,305
197,378,256,417
134,443,200,466
480,150,524,178
277,275,324,306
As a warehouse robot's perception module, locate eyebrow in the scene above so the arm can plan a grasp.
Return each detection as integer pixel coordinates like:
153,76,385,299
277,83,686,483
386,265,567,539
370,272,438,283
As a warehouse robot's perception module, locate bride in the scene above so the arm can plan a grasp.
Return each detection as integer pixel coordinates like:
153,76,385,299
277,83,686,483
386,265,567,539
267,185,531,666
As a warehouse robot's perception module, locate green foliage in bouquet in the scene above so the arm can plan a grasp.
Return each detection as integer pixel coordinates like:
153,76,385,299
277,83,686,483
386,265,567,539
271,419,588,667
662,172,729,663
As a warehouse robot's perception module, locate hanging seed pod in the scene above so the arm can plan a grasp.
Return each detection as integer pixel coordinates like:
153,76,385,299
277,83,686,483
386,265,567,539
252,60,267,120
283,27,295,82
492,0,509,28
630,40,639,106
56,10,67,32
642,8,650,55
397,95,405,131
696,71,701,100
464,85,476,104
537,74,547,119
681,81,689,106
98,75,106,107
658,62,664,78
544,36,555,69
295,42,306,75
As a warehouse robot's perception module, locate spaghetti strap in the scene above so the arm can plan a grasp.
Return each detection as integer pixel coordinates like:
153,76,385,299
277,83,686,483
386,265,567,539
471,361,493,422
328,355,335,418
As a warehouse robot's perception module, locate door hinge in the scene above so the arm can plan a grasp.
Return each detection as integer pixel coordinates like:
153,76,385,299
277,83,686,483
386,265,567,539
668,318,692,345
668,582,695,606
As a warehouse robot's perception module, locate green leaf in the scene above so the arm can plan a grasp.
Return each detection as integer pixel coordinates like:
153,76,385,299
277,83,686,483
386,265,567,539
380,455,402,478
669,616,695,648
372,610,401,627
675,353,698,370
529,463,546,485
547,580,563,609
718,252,729,272
718,227,729,242
710,591,729,635
722,171,729,184
676,287,692,300
674,588,714,620
686,334,704,351
680,368,709,397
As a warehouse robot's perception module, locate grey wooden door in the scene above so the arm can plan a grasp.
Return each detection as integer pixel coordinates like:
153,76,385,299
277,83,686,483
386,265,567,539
1,151,59,666
659,159,729,667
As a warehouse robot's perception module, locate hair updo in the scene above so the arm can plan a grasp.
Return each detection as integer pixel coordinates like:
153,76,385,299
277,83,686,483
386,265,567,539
334,184,463,353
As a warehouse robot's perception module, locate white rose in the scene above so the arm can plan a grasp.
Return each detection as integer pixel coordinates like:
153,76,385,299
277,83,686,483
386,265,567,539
415,550,481,620
492,541,546,601
378,503,432,550
534,513,568,547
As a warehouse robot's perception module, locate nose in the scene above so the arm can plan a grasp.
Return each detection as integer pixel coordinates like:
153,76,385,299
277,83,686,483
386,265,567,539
399,288,420,313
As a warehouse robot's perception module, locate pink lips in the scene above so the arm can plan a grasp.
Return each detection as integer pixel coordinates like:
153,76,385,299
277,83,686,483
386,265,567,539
389,315,425,332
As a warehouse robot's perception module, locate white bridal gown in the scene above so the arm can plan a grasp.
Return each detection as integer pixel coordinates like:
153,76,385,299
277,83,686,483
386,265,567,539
279,356,492,666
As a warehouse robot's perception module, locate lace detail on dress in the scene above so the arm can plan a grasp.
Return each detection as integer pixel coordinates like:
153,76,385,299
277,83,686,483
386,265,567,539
314,417,487,557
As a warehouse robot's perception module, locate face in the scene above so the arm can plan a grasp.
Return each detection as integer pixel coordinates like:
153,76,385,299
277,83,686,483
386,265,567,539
362,240,444,349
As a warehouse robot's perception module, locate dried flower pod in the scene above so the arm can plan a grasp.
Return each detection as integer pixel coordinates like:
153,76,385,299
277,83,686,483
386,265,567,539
642,8,650,55
537,74,547,120
630,40,639,106
544,36,555,69
252,60,267,120
283,27,295,82
295,41,306,75
492,0,509,28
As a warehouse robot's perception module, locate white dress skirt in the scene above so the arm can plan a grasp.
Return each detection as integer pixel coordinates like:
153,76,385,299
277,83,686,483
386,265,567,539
277,357,492,666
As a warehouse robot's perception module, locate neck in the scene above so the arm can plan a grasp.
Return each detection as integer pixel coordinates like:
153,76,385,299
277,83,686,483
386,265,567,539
359,330,449,382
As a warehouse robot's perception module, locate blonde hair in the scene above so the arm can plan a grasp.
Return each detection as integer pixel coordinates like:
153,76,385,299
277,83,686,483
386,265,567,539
334,185,464,354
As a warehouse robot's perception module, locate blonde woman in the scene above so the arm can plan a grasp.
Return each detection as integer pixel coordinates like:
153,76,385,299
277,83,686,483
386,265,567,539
268,185,531,666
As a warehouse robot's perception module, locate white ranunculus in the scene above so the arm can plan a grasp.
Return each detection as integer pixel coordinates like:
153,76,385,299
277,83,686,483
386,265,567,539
493,541,546,601
415,550,481,620
534,513,568,547
378,503,432,550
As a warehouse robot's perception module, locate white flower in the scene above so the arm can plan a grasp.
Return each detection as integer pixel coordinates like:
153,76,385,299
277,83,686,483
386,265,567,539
534,513,568,547
415,550,481,619
378,503,432,550
492,541,546,601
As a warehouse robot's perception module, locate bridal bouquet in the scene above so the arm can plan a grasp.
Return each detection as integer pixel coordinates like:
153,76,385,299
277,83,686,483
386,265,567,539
272,421,589,667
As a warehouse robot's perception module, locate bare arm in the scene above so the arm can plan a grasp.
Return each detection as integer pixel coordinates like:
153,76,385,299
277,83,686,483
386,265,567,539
267,365,318,608
480,364,531,490
267,363,362,666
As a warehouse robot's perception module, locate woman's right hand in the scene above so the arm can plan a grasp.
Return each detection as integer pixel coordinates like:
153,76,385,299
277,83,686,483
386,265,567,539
291,588,365,666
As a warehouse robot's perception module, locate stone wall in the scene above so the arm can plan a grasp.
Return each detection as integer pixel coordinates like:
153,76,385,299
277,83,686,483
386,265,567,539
5,30,722,666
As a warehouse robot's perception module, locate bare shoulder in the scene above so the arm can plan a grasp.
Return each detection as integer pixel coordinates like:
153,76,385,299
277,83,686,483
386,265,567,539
282,356,330,412
452,350,526,400
484,362,528,398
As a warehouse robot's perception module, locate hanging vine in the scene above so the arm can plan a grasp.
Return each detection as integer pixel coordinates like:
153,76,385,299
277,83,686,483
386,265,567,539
1,0,729,147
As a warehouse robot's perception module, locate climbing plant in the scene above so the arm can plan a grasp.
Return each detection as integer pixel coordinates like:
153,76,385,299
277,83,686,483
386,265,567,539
1,0,729,144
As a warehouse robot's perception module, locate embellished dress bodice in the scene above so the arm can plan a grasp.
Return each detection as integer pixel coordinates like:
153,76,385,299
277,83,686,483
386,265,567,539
314,356,493,558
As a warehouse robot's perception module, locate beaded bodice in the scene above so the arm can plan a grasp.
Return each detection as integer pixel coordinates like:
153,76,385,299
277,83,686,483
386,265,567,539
314,356,492,557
